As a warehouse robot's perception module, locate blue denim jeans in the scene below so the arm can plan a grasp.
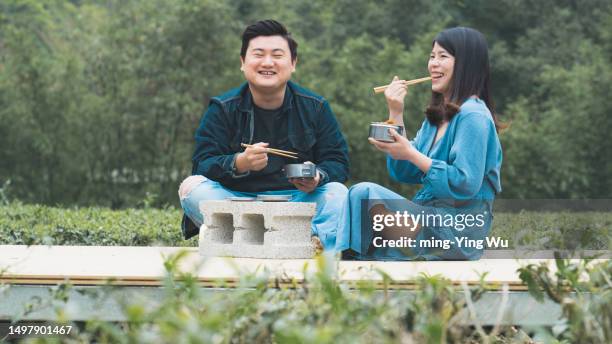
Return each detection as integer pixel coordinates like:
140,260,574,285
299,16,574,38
335,182,493,260
179,176,348,251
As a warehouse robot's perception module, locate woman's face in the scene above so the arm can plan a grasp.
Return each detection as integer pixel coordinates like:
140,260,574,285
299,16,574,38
428,42,455,97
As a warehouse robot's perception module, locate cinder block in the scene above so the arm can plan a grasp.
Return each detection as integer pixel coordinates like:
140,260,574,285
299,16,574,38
198,200,317,258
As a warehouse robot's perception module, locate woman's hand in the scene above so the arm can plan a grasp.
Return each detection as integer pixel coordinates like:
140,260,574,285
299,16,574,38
368,129,415,160
384,76,408,116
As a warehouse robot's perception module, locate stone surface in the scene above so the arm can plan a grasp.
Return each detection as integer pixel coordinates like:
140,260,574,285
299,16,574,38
198,200,317,258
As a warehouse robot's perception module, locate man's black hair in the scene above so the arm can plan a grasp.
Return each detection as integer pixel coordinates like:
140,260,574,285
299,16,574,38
240,19,298,61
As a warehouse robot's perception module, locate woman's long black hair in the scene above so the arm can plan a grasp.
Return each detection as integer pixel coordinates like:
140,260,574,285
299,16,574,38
425,27,506,132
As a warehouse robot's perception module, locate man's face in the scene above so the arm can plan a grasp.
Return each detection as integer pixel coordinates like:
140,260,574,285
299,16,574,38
241,35,296,92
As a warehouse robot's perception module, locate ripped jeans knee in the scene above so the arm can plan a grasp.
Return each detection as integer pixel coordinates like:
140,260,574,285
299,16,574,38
178,175,207,200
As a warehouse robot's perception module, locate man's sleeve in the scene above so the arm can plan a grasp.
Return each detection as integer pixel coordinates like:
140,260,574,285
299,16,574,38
192,100,248,181
312,100,349,184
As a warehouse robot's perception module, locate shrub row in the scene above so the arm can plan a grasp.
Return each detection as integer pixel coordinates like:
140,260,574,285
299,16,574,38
0,202,193,247
1,202,610,250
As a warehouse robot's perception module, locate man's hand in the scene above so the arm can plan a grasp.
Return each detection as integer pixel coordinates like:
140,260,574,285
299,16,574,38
368,129,415,160
289,161,320,193
235,142,269,173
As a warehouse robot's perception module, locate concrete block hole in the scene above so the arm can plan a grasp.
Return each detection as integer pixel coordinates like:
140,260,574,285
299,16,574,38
235,214,265,245
209,213,234,244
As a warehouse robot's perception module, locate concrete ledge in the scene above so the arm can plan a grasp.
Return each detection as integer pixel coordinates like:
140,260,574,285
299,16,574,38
199,201,317,258
2,245,600,290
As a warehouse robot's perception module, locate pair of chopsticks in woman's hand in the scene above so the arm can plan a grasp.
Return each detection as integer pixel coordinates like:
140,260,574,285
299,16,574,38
373,76,432,94
240,143,299,159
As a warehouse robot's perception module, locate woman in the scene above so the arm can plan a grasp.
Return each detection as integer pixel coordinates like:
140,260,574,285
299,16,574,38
336,27,504,260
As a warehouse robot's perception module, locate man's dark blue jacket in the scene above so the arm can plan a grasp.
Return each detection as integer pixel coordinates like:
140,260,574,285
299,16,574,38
181,81,349,239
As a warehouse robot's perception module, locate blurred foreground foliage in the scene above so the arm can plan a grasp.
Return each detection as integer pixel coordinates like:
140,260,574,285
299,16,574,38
518,257,612,343
2,253,610,343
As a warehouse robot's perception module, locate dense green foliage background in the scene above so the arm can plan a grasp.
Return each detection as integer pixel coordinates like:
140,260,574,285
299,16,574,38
1,0,611,208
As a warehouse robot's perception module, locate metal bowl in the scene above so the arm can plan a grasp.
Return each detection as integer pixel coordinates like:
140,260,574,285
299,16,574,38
369,122,404,142
283,163,317,179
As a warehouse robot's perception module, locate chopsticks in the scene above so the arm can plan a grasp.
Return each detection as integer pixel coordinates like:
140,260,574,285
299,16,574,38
240,143,299,159
373,76,432,94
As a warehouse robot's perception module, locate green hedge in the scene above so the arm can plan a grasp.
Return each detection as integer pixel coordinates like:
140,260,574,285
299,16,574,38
1,202,610,250
0,202,193,247
490,211,611,250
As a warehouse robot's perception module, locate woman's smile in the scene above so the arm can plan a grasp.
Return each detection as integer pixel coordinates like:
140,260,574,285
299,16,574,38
428,42,455,96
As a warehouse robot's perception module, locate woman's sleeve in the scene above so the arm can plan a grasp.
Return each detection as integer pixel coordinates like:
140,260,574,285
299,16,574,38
422,113,494,199
387,121,426,184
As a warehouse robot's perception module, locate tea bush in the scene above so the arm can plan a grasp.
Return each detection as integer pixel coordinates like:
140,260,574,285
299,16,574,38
491,211,611,251
1,202,610,250
0,202,193,247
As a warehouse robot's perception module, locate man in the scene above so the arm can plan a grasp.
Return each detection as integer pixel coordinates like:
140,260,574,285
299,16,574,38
178,20,349,251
